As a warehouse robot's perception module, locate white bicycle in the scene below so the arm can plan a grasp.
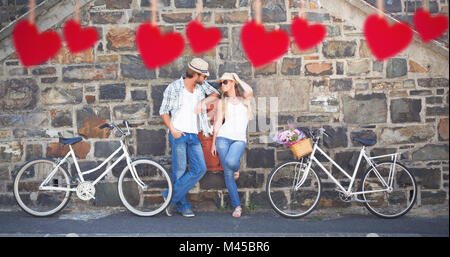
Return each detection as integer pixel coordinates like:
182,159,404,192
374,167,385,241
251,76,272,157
266,128,417,219
13,120,173,217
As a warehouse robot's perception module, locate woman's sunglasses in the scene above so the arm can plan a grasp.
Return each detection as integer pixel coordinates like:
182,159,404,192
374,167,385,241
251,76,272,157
221,80,232,85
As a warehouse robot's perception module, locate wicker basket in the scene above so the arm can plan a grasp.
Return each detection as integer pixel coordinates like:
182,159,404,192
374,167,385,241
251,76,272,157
290,138,313,159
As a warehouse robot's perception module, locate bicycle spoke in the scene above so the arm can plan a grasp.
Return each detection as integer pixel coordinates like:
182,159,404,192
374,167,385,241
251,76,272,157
118,159,172,216
361,161,416,218
267,161,321,218
14,160,71,216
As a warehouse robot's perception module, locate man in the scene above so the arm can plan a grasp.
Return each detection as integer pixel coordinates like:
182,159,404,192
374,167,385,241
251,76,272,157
160,58,220,217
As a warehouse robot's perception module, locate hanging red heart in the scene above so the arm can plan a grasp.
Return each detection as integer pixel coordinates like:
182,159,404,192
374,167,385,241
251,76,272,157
363,14,413,61
136,23,185,69
186,20,222,55
240,21,290,68
291,17,327,51
413,8,449,43
12,20,62,67
63,19,99,54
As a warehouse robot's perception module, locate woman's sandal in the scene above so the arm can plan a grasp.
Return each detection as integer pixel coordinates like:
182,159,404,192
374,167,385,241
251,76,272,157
234,170,240,181
232,206,242,218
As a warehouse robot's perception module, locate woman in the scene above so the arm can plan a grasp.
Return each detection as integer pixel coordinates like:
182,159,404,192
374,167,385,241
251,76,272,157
211,72,253,218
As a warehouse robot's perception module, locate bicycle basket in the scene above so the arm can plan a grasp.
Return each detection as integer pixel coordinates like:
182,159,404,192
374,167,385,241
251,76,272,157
290,138,313,159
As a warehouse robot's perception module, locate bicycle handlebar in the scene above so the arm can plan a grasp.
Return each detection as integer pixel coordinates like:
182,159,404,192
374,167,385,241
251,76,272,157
99,120,131,136
318,128,331,137
307,128,331,142
99,123,114,130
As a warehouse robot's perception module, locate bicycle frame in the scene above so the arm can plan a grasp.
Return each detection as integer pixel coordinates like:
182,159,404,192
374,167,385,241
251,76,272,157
299,140,399,197
39,139,147,193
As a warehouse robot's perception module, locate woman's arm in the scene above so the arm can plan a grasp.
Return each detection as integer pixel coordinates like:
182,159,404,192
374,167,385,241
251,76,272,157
195,93,220,114
232,73,253,99
211,99,224,156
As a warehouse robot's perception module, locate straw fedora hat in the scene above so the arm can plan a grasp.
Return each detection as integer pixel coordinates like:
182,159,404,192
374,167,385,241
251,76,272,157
218,72,237,83
188,58,210,76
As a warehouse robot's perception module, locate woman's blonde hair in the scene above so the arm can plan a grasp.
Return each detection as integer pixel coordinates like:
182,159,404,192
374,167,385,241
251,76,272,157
220,81,253,120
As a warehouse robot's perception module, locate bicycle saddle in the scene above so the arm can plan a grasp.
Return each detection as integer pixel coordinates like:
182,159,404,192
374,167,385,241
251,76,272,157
352,137,376,146
59,137,83,145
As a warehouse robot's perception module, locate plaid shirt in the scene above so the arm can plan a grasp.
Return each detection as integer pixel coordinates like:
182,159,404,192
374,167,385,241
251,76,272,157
159,77,220,136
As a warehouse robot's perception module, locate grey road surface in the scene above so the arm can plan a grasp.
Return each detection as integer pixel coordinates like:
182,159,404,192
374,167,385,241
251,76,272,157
0,210,448,237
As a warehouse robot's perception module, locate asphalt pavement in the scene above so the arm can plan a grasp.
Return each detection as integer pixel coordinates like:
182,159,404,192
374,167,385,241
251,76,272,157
0,208,448,237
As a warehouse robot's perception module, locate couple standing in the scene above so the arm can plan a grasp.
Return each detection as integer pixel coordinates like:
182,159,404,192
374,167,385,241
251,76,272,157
160,58,253,218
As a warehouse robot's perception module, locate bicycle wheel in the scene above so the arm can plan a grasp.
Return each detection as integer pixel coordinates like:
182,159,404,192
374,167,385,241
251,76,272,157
266,159,321,218
13,159,72,217
360,161,417,219
118,158,173,216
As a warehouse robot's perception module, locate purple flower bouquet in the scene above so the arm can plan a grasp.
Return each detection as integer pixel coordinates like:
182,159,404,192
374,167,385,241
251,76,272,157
273,124,312,159
273,124,306,147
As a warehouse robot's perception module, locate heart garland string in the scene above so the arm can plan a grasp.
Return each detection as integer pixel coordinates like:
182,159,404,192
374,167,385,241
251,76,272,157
63,1,99,54
240,0,290,68
136,0,185,69
363,0,413,61
186,0,222,55
291,0,327,51
13,0,62,67
12,0,449,69
413,0,449,43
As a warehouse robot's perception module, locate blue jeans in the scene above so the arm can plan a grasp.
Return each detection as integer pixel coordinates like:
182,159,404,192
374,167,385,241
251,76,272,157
165,132,207,212
215,137,246,209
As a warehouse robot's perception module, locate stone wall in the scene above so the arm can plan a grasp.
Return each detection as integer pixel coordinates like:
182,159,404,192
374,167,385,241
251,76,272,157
0,0,448,213
363,0,449,46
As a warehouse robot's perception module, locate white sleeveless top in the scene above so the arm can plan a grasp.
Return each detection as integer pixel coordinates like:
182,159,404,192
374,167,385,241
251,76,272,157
217,101,249,142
